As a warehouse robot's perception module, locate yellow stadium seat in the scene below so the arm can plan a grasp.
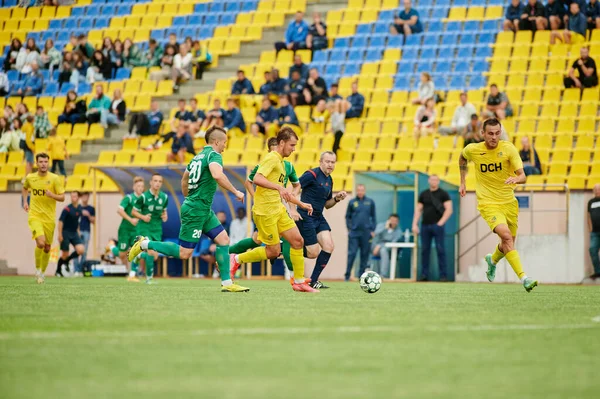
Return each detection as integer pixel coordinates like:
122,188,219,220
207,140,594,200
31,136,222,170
556,120,575,135
134,29,149,43
515,30,533,44
380,0,399,9
507,74,525,88
540,104,559,119
140,80,157,95
131,3,147,15
162,3,177,15
555,134,573,149
545,73,564,88
466,6,484,20
88,124,105,140
253,12,268,26
96,151,116,166
570,164,589,176
73,163,90,176
512,45,531,59
267,12,285,27
530,45,549,60
155,15,172,29
132,152,151,166
327,9,343,25
113,153,131,166
71,124,88,140
547,58,567,74
19,20,35,32
447,7,466,20
134,96,151,112
25,6,41,19
65,176,84,192
344,9,360,23
56,124,72,139
338,24,356,37
66,139,81,155
571,149,591,164
55,6,70,18
566,176,586,190
533,30,551,44
484,5,503,19
522,88,542,105
559,103,578,119
534,135,552,150
494,31,514,47
130,67,147,80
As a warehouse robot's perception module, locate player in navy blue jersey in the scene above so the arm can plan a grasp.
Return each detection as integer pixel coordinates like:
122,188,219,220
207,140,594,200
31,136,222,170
290,151,347,289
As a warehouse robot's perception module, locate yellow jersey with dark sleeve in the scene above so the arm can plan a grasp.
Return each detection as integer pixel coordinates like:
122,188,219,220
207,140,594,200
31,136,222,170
461,140,524,206
47,136,66,160
253,151,286,215
22,172,65,223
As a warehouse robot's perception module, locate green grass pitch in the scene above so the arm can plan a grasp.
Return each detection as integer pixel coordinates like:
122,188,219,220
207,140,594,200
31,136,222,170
1,277,599,399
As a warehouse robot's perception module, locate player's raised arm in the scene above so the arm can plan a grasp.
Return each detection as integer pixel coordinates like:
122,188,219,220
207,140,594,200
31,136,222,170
325,191,347,209
209,162,244,202
181,170,190,197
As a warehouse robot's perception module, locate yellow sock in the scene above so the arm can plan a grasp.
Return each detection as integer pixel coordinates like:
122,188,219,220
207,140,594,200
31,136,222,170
34,247,42,271
491,245,505,265
239,246,268,264
40,251,51,274
505,250,525,280
290,247,305,282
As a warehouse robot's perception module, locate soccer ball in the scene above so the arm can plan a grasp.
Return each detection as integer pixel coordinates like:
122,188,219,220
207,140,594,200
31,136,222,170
360,271,382,294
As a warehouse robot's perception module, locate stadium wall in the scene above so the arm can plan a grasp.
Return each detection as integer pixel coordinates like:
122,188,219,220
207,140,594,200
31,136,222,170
1,192,595,282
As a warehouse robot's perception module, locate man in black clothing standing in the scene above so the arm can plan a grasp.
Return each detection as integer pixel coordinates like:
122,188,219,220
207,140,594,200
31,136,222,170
588,184,600,280
564,47,598,89
56,191,85,277
412,175,453,281
344,184,377,281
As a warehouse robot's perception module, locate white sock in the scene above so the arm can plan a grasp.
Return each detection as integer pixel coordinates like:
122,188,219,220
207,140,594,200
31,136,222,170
129,270,136,277
141,239,149,250
234,255,240,264
520,275,528,283
294,278,305,284
221,279,232,286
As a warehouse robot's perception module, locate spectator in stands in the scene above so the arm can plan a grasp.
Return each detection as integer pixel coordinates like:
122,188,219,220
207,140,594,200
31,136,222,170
75,34,94,60
192,40,211,80
371,214,403,278
34,106,52,138
0,119,20,153
344,81,365,119
328,83,342,102
463,114,483,146
65,34,78,53
22,115,34,174
304,67,328,105
311,98,330,124
519,136,542,176
16,38,41,74
200,99,225,133
289,55,309,80
251,98,278,137
566,47,598,88
485,84,513,120
0,118,9,137
167,123,194,164
71,51,88,83
188,98,206,137
165,33,180,54
169,99,192,131
390,0,423,36
439,92,477,135
86,51,112,84
587,0,600,29
86,84,112,128
172,43,193,91
505,0,525,32
520,0,547,32
47,128,68,177
412,72,435,105
307,12,328,51
16,103,31,123
223,98,246,135
122,38,143,68
287,70,307,106
551,2,588,44
277,94,300,131
101,37,113,59
275,11,309,53
0,71,8,96
110,40,124,76
329,99,345,154
139,39,163,68
3,38,22,71
588,184,600,280
127,100,163,138
231,70,255,95
40,39,62,72
259,71,272,95
58,90,87,125
413,98,436,140
545,0,567,31
107,89,126,126
269,69,288,96
149,44,176,82
229,208,249,247
3,106,15,125
12,62,43,96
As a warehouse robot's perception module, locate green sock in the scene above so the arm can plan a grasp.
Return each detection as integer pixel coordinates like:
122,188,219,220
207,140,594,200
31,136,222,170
144,253,154,278
110,246,119,257
281,238,293,272
148,241,181,258
131,258,139,273
215,245,231,282
229,237,260,254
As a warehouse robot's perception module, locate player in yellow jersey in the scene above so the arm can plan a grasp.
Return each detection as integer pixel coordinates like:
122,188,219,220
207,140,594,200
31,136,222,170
459,118,538,292
21,153,66,283
230,127,317,292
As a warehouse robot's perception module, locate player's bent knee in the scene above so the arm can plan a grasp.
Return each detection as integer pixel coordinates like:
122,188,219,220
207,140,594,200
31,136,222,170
265,245,281,259
305,245,319,259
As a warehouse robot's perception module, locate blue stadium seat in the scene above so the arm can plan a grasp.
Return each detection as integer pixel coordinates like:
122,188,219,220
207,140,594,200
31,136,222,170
393,76,411,91
482,20,499,32
435,61,451,74
117,5,131,15
352,37,367,48
458,34,475,47
446,21,462,32
402,48,419,59
356,24,372,35
64,19,77,30
189,14,203,25
437,46,454,60
6,70,19,81
442,34,460,46
417,61,433,73
487,0,504,5
86,5,101,16
463,21,480,32
49,20,63,30
52,70,60,81
433,0,450,6
448,76,464,90
101,5,115,16
453,0,468,6
475,46,492,58
370,36,385,49
60,83,75,95
343,63,360,76
348,49,364,63
404,35,422,47
431,8,448,19
199,27,214,39
182,28,197,38
427,21,443,32
242,1,258,12
39,69,50,82
312,51,328,63
95,17,109,29
76,83,91,96
27,32,40,42
468,75,486,89
151,30,165,40
326,64,341,76
379,10,394,20
470,0,487,5
71,7,85,17
387,36,402,47
220,14,235,25
365,49,382,61
454,61,470,74
374,23,389,35
209,2,224,12
329,49,347,64
115,68,131,80
398,60,416,73
457,46,473,59
477,33,495,45
205,15,218,25
56,31,70,43
173,16,188,26
473,61,489,73
44,82,59,96
41,31,55,42
226,2,240,12
334,38,350,48
194,3,208,13
80,18,94,30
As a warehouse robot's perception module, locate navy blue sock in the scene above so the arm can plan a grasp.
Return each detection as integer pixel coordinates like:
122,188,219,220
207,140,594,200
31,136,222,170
310,251,331,283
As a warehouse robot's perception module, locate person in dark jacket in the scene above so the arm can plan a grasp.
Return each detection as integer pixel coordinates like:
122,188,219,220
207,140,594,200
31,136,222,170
519,137,542,176
107,89,126,124
127,100,163,137
251,98,278,137
307,12,328,51
587,0,600,29
58,90,87,124
277,94,300,128
545,0,567,30
269,69,287,96
303,67,328,105
344,184,377,281
259,71,272,95
505,0,525,32
286,70,307,106
86,50,112,83
519,0,548,31
231,70,255,95
289,55,309,81
551,2,588,44
344,81,365,119
223,98,246,134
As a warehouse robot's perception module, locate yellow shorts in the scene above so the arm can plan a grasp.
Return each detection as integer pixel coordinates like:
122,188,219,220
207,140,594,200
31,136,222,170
253,204,296,246
28,218,55,243
478,200,519,237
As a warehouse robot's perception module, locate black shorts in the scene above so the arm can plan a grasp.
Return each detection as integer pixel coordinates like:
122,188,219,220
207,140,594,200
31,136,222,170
296,214,330,246
60,231,82,251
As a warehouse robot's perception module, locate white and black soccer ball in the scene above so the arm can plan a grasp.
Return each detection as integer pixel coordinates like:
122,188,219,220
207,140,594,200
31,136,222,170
359,271,382,294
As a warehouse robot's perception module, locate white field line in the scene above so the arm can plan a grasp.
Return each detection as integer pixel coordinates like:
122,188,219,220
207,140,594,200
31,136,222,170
592,315,600,323
0,324,598,341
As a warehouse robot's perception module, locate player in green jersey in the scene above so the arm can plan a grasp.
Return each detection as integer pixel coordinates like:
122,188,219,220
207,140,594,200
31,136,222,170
128,126,249,292
131,173,168,284
117,176,145,282
229,137,301,279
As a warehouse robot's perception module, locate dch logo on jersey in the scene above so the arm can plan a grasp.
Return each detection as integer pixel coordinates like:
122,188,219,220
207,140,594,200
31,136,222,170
480,163,502,173
32,189,46,196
